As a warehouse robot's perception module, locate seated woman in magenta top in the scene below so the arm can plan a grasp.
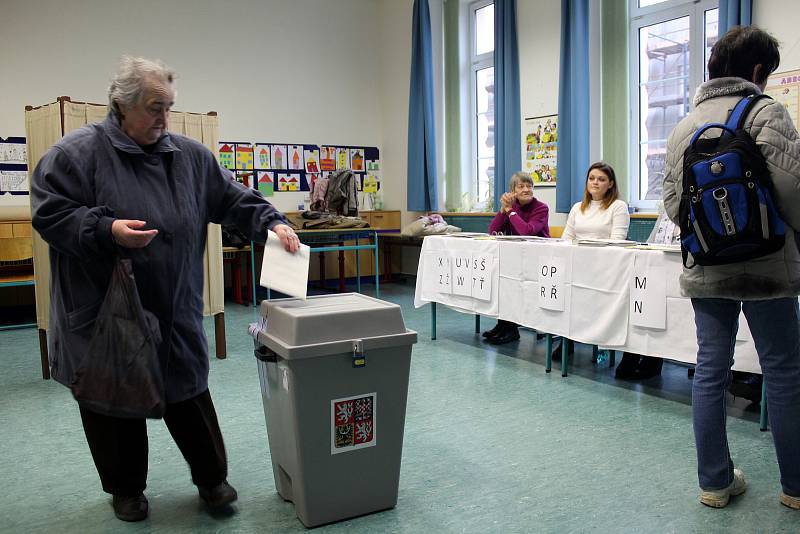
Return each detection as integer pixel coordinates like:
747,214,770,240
483,172,550,345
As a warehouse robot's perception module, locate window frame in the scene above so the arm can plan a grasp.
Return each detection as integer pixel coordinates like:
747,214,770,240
628,0,718,209
469,0,494,209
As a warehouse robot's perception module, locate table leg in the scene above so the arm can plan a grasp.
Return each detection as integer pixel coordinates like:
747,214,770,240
431,302,437,340
383,242,393,283
475,314,480,334
232,254,243,305
338,243,345,292
39,328,50,380
373,233,380,298
244,250,253,306
561,340,569,377
545,334,552,373
214,312,226,359
355,236,361,294
319,251,326,290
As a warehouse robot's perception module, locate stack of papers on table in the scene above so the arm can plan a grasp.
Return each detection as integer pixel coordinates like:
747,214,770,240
633,243,682,253
446,232,489,238
576,238,638,247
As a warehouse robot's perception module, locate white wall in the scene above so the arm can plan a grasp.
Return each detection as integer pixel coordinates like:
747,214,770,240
754,0,800,71
0,0,402,214
517,0,564,226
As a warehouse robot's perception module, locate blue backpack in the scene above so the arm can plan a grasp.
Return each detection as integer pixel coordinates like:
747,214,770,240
679,94,785,268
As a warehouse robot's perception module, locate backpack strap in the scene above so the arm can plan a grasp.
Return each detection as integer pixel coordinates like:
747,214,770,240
725,94,772,130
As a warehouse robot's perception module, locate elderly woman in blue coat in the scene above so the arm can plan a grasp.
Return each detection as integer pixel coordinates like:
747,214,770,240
31,56,300,522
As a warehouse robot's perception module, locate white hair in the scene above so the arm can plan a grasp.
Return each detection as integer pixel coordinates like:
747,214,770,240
108,56,176,118
508,172,534,192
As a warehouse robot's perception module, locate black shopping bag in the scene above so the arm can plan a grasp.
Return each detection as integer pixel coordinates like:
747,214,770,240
71,258,166,418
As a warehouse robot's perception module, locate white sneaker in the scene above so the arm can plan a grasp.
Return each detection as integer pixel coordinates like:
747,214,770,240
780,492,800,510
699,468,747,508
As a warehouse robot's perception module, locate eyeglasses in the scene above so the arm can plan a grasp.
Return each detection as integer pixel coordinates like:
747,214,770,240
491,231,504,236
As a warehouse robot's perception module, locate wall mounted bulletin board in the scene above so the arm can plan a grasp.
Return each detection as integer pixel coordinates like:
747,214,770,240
522,115,558,186
765,68,800,128
218,140,381,208
0,137,29,210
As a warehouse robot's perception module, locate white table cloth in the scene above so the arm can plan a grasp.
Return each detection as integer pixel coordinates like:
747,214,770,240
414,235,764,373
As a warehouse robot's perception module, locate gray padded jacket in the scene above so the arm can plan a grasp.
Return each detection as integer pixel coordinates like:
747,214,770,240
662,77,800,299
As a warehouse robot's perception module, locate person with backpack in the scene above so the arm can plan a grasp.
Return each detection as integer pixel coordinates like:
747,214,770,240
662,26,800,510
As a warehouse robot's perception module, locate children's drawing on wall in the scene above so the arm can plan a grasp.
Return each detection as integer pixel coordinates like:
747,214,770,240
363,174,379,194
366,159,379,172
0,171,28,194
335,147,349,170
0,137,29,198
257,171,274,196
235,143,254,170
360,174,380,210
523,114,558,186
255,143,271,169
288,145,304,170
350,148,365,171
0,139,27,164
304,148,320,172
218,142,235,170
320,146,336,171
277,172,301,192
271,145,287,170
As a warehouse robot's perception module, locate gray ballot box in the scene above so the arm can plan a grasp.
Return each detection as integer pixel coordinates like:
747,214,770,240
253,293,417,527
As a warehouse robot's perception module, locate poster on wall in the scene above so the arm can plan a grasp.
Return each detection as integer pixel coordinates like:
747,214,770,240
522,114,558,186
0,136,29,197
765,69,800,128
255,143,271,169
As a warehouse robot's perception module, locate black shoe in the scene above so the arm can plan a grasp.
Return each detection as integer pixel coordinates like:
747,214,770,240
482,322,504,339
729,373,762,404
199,481,238,508
489,327,520,345
112,494,148,522
615,353,640,379
636,356,663,379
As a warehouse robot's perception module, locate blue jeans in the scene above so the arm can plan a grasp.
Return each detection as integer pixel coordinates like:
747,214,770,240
691,297,800,496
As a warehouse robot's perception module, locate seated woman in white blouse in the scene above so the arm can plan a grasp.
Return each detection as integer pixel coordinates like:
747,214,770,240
552,162,630,360
561,161,630,242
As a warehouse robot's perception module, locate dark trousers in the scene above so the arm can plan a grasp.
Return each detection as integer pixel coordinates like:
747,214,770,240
79,389,227,496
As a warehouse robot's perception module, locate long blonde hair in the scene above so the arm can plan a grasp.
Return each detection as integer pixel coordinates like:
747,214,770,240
580,161,619,213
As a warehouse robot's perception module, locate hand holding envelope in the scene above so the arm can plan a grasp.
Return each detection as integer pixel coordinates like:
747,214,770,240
259,230,310,299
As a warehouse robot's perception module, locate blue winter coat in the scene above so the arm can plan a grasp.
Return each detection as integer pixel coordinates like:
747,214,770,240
31,114,286,402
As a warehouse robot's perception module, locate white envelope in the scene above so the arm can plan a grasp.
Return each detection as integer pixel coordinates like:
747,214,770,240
259,230,310,299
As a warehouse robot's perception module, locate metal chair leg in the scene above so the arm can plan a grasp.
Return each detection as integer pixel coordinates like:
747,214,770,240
545,334,553,373
760,378,768,431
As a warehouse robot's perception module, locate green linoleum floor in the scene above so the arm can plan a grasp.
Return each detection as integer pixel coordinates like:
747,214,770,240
1,279,798,533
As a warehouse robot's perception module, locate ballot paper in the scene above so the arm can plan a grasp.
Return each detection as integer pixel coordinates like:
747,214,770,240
259,230,310,299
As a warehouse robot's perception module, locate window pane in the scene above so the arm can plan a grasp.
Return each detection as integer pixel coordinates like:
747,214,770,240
475,4,494,55
640,140,667,199
639,0,669,7
477,113,495,159
476,67,494,114
638,15,690,200
477,158,494,206
704,9,719,80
